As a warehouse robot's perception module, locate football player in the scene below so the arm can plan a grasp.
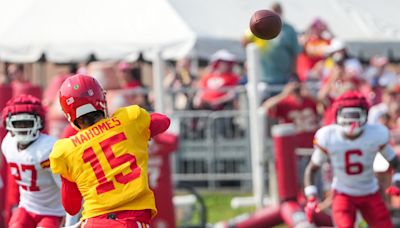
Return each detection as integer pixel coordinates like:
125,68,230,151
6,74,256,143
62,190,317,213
1,95,65,228
50,74,170,228
303,91,400,228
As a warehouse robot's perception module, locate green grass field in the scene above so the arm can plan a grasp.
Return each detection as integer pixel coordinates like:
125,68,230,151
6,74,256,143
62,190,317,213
175,190,292,227
201,192,255,223
175,191,288,227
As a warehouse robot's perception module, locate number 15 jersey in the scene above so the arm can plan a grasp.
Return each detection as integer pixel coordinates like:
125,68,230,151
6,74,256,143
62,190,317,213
50,105,156,220
312,124,396,196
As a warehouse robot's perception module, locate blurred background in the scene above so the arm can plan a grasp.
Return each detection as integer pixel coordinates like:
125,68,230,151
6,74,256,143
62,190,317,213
1,0,400,227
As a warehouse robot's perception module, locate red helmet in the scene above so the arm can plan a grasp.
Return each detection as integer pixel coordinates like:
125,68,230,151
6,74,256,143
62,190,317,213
2,95,45,144
332,91,369,137
332,91,369,114
59,74,107,127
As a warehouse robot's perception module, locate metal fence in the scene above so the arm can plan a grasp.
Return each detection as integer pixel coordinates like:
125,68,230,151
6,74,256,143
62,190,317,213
166,86,255,190
170,110,252,190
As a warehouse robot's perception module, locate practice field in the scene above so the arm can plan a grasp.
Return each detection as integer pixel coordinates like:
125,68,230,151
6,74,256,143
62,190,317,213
175,191,255,226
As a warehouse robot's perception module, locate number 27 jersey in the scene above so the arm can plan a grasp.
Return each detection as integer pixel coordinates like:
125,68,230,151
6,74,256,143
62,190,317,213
50,105,156,220
312,124,396,196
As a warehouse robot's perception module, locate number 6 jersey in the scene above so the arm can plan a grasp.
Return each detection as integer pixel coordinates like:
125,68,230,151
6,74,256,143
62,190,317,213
50,105,156,220
1,133,65,216
312,124,396,196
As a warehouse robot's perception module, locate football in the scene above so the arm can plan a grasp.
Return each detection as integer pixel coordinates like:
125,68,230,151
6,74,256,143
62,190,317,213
249,10,282,40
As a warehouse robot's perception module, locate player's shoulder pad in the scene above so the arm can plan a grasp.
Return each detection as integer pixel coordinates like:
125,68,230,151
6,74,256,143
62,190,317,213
113,105,146,120
49,138,68,160
35,134,58,160
1,132,12,151
314,125,337,148
37,134,57,148
366,124,390,145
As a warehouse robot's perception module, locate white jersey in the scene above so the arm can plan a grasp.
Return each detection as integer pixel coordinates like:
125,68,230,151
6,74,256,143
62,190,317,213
312,124,396,196
1,133,65,216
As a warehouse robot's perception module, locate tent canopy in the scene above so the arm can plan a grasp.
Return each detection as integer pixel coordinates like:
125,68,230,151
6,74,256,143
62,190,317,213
0,0,400,62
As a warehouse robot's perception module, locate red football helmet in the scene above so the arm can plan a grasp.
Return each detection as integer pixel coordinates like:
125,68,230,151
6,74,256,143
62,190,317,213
59,74,107,128
332,91,369,137
2,95,45,144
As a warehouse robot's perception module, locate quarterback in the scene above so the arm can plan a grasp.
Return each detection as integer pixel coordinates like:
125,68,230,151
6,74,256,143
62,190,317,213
1,95,65,228
50,74,170,228
304,91,400,228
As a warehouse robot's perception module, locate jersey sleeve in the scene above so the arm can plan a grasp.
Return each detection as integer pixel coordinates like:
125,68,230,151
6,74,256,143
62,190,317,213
61,177,82,215
149,113,170,137
114,105,151,139
311,127,329,166
375,125,396,161
311,149,328,166
49,140,72,181
380,144,396,162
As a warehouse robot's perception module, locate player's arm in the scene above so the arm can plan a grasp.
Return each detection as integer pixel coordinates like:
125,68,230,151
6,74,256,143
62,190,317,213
149,113,170,137
304,161,321,193
61,177,82,215
377,129,400,174
49,140,82,214
376,129,400,195
303,144,328,222
262,82,298,112
304,134,329,192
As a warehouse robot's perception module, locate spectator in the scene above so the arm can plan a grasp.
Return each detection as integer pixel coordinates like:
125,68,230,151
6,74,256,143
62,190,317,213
43,74,73,138
315,39,363,125
364,56,397,89
262,77,319,147
363,55,398,105
380,101,400,129
297,18,333,81
114,61,149,110
7,64,28,85
42,63,77,107
368,84,400,125
310,39,361,83
117,61,142,89
6,63,42,99
0,73,10,85
193,50,240,111
164,58,196,111
242,2,300,100
192,50,240,139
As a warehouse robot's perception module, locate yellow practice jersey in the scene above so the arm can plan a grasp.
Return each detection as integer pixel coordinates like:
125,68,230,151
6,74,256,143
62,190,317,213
50,105,156,220
244,28,271,52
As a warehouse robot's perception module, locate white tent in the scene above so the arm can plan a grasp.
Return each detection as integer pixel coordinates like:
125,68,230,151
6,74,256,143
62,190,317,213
0,0,400,62
0,0,196,62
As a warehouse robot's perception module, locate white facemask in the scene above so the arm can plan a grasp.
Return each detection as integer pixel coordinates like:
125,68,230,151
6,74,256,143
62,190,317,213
6,113,42,145
337,107,367,137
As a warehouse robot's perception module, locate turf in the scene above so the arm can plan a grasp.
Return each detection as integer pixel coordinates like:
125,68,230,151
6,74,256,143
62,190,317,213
175,191,256,226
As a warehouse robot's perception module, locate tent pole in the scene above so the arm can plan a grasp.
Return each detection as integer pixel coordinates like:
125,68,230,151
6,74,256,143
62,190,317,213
153,51,165,113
